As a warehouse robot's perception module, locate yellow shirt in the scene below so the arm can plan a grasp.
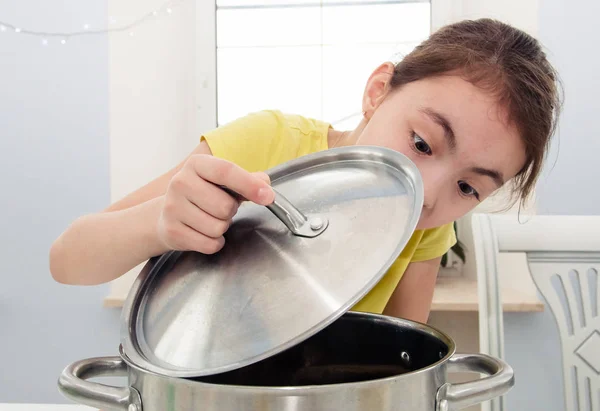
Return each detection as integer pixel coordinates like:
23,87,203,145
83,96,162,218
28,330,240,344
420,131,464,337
202,110,456,314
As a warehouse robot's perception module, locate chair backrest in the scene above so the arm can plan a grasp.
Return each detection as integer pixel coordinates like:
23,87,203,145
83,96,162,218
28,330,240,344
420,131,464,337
528,258,599,411
473,214,600,411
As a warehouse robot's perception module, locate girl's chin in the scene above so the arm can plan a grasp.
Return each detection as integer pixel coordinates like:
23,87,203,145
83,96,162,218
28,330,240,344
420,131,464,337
415,219,446,231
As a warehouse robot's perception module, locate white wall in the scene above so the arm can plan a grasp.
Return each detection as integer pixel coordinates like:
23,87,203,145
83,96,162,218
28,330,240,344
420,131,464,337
108,0,200,208
432,0,538,34
106,0,214,301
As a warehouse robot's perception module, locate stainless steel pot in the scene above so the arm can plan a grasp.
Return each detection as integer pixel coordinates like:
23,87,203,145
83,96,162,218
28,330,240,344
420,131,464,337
59,312,514,411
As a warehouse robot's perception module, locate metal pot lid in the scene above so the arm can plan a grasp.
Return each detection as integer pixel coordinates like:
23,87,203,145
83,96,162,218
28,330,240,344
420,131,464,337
120,145,424,378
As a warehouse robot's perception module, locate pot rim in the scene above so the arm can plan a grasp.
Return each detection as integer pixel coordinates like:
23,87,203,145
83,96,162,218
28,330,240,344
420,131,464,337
119,312,457,394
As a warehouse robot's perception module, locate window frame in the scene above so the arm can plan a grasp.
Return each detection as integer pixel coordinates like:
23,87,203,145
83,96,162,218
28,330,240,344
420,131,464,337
194,0,452,136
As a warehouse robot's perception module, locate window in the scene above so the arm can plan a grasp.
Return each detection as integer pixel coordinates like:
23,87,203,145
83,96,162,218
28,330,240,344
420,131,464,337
215,0,431,129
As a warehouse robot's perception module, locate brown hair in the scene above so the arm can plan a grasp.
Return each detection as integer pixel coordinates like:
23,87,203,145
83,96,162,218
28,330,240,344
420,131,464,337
390,18,562,207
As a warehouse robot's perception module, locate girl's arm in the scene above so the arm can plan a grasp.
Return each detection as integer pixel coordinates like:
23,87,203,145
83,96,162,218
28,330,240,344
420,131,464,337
382,257,442,323
49,141,273,285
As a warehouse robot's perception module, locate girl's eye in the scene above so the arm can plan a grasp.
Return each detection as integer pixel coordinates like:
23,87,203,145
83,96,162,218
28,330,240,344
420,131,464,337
412,133,432,155
458,180,480,200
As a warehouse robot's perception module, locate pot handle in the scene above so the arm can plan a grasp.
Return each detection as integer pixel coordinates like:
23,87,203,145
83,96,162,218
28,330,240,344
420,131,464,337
58,356,142,411
436,353,514,411
220,185,328,238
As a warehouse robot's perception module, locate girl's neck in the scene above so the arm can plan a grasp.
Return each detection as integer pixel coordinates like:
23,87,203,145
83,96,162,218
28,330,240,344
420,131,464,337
327,118,367,148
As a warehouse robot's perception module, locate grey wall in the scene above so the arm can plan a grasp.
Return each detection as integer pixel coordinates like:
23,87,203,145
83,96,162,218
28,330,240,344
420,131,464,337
503,0,600,410
0,0,121,403
535,0,600,217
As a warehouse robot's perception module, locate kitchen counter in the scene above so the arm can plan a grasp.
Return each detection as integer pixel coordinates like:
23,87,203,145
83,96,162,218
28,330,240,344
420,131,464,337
0,405,94,411
104,251,544,312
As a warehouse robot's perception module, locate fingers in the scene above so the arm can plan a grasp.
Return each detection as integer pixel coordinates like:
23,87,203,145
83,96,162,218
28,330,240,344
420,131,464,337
175,195,232,239
180,175,240,220
188,155,275,205
159,154,276,255
161,220,225,254
253,171,271,185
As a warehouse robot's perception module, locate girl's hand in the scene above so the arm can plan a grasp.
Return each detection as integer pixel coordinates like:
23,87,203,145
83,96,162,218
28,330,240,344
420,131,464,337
157,154,274,254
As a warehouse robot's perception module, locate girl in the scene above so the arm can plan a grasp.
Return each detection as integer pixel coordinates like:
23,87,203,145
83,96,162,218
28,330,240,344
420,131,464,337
50,18,561,324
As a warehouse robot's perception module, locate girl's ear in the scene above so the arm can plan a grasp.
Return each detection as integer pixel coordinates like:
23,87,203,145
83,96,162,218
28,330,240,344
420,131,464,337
361,62,395,120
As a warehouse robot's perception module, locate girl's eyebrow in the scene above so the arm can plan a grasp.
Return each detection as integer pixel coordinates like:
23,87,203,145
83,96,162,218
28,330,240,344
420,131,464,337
470,166,505,188
420,107,456,151
420,107,504,188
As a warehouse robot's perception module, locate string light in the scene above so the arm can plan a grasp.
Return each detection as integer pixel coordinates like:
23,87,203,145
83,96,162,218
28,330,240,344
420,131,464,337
0,0,184,46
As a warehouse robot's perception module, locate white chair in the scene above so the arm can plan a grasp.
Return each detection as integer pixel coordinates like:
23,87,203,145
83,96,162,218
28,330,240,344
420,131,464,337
472,214,600,411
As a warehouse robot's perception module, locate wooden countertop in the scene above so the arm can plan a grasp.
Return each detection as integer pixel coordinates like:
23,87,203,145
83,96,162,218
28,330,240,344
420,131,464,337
105,251,544,312
431,252,544,312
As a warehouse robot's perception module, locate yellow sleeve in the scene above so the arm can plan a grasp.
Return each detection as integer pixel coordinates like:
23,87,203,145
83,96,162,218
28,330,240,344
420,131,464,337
201,110,286,172
200,110,329,173
411,222,457,262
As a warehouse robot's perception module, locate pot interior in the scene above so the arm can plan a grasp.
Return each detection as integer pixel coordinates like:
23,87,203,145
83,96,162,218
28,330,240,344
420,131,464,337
193,312,451,387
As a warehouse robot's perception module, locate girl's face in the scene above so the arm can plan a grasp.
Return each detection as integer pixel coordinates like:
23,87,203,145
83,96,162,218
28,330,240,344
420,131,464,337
353,63,527,230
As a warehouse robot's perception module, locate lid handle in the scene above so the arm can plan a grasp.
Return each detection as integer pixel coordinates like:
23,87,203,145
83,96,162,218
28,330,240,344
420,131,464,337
220,186,328,238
